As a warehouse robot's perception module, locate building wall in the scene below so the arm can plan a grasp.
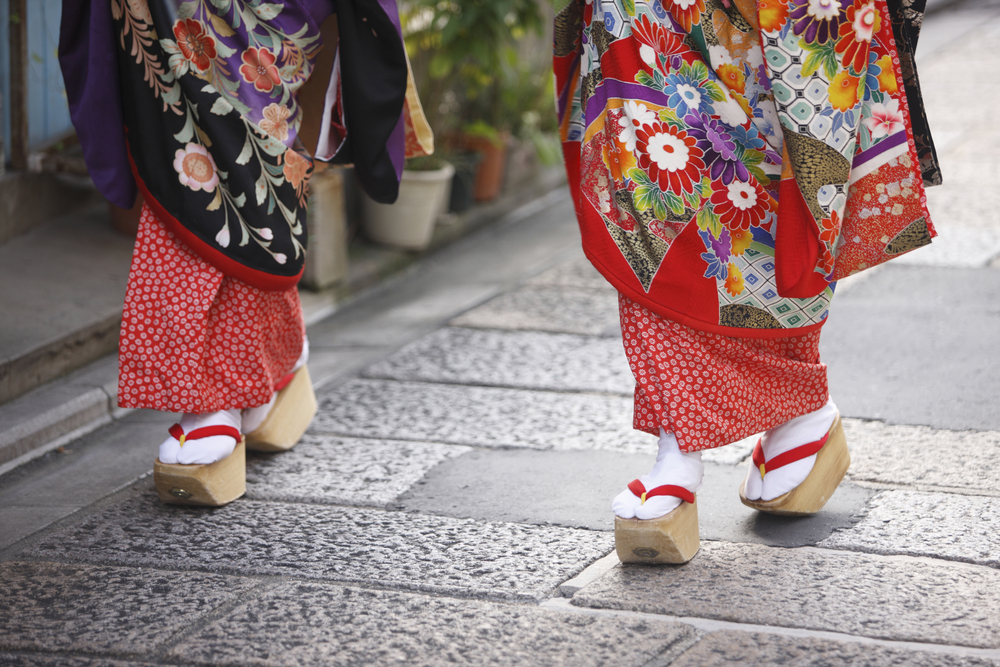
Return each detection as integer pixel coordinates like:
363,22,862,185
1,0,74,164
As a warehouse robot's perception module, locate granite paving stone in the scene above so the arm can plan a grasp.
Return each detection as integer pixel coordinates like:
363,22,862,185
572,541,1000,648
246,434,470,507
0,655,158,667
819,489,1000,568
170,581,699,667
396,450,872,547
670,631,1000,667
0,561,255,656
525,257,611,290
28,495,613,602
311,379,655,454
449,285,620,337
362,327,633,395
843,420,1000,494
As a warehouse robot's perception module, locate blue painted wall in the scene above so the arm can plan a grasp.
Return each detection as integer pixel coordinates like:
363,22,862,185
1,0,74,164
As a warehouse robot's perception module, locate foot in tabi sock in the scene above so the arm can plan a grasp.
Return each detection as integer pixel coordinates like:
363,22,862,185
242,337,310,435
742,399,838,502
613,428,704,520
158,408,242,465
740,397,851,515
154,408,247,506
243,336,318,452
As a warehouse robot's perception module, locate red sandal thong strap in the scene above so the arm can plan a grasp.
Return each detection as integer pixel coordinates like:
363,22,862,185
168,424,243,448
273,371,296,393
751,429,830,480
627,479,695,505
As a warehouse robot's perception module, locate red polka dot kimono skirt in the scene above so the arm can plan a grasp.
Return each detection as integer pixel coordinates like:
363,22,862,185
117,204,305,414
619,295,829,452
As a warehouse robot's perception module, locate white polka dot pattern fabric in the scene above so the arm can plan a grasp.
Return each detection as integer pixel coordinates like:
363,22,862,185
118,204,305,413
619,294,829,452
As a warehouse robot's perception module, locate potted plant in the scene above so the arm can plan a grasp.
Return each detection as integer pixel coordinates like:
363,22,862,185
402,0,546,201
360,155,454,251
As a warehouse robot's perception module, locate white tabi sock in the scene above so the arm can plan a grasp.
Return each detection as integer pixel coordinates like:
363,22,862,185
613,428,704,520
742,398,838,501
159,408,242,465
242,336,310,434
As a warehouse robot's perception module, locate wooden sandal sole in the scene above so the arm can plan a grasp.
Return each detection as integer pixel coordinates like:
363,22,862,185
245,366,318,452
615,498,700,564
739,416,850,516
154,439,246,506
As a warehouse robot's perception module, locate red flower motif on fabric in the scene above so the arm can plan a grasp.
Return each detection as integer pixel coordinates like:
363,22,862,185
664,0,707,33
631,14,688,57
710,179,773,231
635,122,705,196
240,47,282,93
835,1,880,74
173,19,217,72
818,210,841,246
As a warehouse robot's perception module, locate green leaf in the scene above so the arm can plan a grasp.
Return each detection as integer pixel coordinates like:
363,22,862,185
173,112,195,144
251,3,282,20
211,96,234,116
704,81,727,103
800,40,839,80
177,1,197,19
235,135,253,165
652,194,668,221
627,167,652,187
658,107,683,128
747,165,771,187
665,191,685,216
232,192,247,208
254,172,268,206
620,0,636,16
696,205,723,238
635,70,657,89
633,185,656,211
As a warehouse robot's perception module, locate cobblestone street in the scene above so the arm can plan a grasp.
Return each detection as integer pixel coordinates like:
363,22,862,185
2,2,1000,665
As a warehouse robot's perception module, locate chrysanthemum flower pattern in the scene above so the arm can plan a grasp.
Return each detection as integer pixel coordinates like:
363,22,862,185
635,121,705,196
789,0,847,44
836,1,880,73
710,179,773,231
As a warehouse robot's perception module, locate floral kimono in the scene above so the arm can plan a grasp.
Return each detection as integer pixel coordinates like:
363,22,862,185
61,0,431,290
554,0,938,338
59,0,431,413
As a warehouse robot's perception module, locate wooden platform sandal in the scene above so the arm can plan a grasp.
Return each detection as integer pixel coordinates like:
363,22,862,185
154,424,246,506
739,414,850,516
615,481,699,564
245,366,318,452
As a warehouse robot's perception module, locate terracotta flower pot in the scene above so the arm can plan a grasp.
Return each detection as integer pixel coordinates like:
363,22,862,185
464,135,509,202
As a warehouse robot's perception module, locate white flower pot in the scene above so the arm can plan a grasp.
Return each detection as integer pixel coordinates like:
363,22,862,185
360,162,455,251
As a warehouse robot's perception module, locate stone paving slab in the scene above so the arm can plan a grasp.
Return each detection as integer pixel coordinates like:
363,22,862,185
450,285,620,337
362,327,633,395
0,655,157,667
246,434,470,507
0,561,254,656
397,450,872,548
572,541,1000,648
169,581,699,667
525,256,610,290
27,495,613,602
819,489,1000,568
671,630,1000,667
311,379,655,454
844,420,1000,494
821,265,1000,432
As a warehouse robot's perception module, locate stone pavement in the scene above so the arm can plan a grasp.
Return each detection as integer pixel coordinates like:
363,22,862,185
3,5,1000,667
